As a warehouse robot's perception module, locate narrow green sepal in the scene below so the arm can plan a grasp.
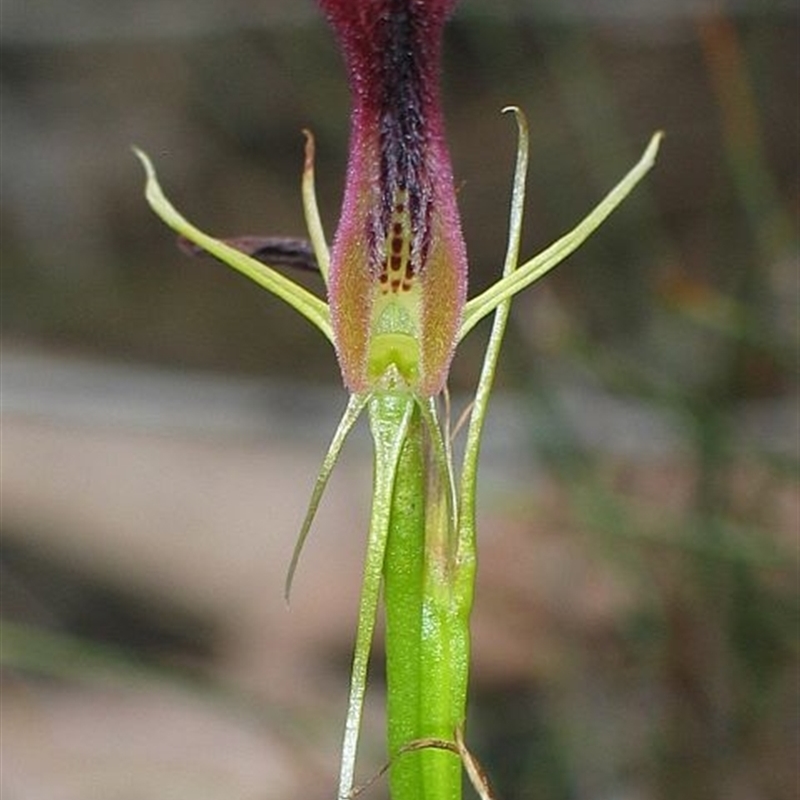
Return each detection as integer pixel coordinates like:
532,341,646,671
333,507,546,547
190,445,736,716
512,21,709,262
459,106,530,549
134,147,334,342
459,131,663,340
285,392,370,601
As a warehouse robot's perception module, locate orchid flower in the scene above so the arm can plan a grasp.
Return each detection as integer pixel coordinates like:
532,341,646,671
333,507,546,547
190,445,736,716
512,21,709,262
135,1,661,797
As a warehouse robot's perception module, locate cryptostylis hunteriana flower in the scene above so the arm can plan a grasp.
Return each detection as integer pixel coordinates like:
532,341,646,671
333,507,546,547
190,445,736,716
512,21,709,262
135,1,661,796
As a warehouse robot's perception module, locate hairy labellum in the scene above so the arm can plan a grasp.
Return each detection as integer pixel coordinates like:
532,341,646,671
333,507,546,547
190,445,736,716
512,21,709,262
319,0,467,396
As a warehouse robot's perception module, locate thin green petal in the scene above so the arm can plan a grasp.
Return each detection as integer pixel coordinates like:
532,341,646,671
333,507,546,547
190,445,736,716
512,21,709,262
459,131,663,340
134,148,333,342
301,129,331,286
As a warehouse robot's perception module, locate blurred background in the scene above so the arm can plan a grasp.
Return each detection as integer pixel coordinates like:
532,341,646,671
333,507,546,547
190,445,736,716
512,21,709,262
1,0,798,798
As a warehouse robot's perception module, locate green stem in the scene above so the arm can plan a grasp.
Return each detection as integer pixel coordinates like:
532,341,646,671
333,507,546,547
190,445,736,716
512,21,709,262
384,400,465,800
419,454,469,800
383,401,426,798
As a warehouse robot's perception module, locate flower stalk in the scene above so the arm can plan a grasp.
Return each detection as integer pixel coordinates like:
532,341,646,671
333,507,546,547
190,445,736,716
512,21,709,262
135,4,661,796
